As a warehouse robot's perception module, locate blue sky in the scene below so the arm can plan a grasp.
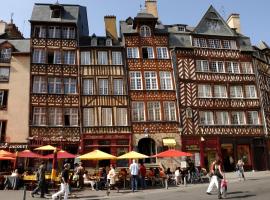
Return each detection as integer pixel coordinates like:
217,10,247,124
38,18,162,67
1,0,269,46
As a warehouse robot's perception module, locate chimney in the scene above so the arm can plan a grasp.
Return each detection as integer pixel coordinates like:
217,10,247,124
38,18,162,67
145,0,158,18
104,16,118,42
227,13,241,33
0,20,7,34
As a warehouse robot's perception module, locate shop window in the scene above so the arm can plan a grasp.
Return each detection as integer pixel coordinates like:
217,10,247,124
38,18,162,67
98,140,111,145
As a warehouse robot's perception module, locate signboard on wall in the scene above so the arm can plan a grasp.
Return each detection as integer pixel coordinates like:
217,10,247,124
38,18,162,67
194,152,201,167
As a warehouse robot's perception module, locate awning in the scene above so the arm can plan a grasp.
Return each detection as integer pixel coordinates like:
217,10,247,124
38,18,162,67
163,138,176,146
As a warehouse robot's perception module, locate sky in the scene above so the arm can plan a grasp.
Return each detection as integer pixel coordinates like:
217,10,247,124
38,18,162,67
0,0,269,46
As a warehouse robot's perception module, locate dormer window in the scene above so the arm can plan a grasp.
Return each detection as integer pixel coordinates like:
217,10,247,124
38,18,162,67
91,37,97,46
51,9,61,18
140,25,151,37
106,38,112,46
1,48,12,60
178,26,185,32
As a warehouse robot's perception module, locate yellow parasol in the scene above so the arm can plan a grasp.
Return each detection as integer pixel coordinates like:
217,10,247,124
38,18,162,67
34,145,57,151
117,151,149,159
77,150,116,160
0,150,14,157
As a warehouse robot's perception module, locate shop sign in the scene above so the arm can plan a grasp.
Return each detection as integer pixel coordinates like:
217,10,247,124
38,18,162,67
0,143,28,149
185,145,200,151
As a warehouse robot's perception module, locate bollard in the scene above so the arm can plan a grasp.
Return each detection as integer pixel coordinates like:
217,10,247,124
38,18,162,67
22,186,26,200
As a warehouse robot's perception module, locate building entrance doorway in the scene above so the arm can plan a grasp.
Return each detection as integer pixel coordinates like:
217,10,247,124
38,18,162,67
138,138,156,163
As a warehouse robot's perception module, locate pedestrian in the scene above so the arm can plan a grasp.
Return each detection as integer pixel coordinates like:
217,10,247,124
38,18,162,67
206,159,224,199
31,161,46,198
174,167,181,185
129,159,139,192
107,164,118,191
139,162,147,189
76,162,84,189
52,163,70,200
236,159,245,181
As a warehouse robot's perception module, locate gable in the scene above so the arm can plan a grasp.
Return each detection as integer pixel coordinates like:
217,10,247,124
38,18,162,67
193,6,236,37
0,41,14,50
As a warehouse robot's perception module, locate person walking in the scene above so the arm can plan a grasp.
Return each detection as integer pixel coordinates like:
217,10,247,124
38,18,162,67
31,161,46,198
52,163,70,200
76,162,84,189
139,162,147,189
236,159,246,181
129,159,139,192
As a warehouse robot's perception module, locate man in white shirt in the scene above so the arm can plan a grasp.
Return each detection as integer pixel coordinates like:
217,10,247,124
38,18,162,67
129,159,139,192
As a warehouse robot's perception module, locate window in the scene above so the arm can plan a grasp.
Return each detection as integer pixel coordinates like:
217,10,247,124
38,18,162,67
51,8,61,18
210,61,224,73
230,86,243,98
147,102,161,121
198,84,212,98
47,50,61,64
199,38,207,47
0,90,8,109
62,27,75,39
0,121,7,142
230,40,237,49
163,101,176,121
130,72,142,90
83,79,94,95
209,39,221,48
199,111,214,125
112,51,122,65
196,60,209,72
142,47,154,59
127,47,139,58
64,78,77,94
231,112,245,125
34,26,46,38
48,77,62,94
64,108,78,126
214,85,227,98
91,37,97,46
0,67,10,82
83,108,95,126
132,102,145,121
222,40,231,49
140,25,151,37
63,51,75,65
178,26,185,32
193,38,200,47
33,76,47,93
245,85,257,98
106,38,112,46
48,107,62,126
98,51,108,65
101,108,112,126
227,62,240,73
80,51,91,65
160,71,172,90
241,62,253,74
216,112,229,125
116,108,128,126
99,79,108,95
1,48,11,60
145,71,157,90
157,47,169,59
113,79,123,95
32,49,46,63
247,111,259,125
32,107,46,126
48,26,61,38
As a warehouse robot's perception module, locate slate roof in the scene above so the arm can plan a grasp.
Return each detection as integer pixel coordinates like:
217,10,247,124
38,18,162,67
0,39,30,52
79,36,122,47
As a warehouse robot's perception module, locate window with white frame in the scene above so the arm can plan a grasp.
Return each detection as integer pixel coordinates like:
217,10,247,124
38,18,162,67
245,85,257,98
48,77,62,94
83,79,94,95
130,72,142,90
83,108,95,126
222,40,231,49
91,37,97,46
198,84,212,98
1,48,11,60
101,108,112,126
163,101,176,121
142,47,154,59
106,38,112,46
64,108,78,126
247,111,259,125
140,25,151,37
231,111,245,125
199,111,214,125
193,38,200,47
209,39,221,48
112,51,122,65
160,71,172,90
196,60,209,72
227,62,240,73
98,51,108,65
62,27,75,39
99,79,108,95
241,62,253,74
0,67,10,82
32,49,46,63
116,108,128,126
48,26,61,38
47,50,61,64
199,38,208,47
80,51,91,65
145,71,157,90
0,90,8,109
48,107,63,126
64,78,77,94
127,47,139,58
63,51,75,65
214,85,227,98
33,76,47,93
216,111,229,125
147,102,161,121
132,102,145,121
157,47,169,59
33,107,47,126
34,26,46,38
113,79,124,95
230,86,243,98
210,61,225,73
230,40,237,49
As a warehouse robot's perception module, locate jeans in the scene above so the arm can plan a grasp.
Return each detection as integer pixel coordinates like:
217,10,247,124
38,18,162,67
131,175,138,191
52,183,69,200
140,176,146,189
